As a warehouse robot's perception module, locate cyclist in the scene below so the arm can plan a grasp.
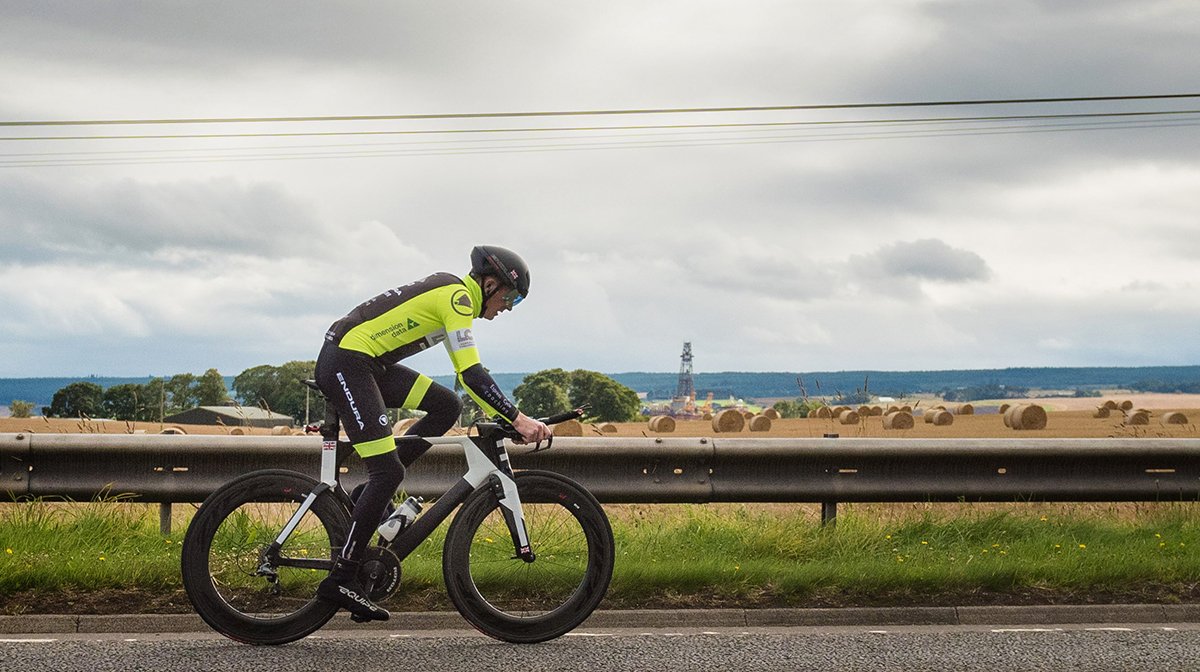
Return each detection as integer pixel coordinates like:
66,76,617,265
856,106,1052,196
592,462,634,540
313,245,551,621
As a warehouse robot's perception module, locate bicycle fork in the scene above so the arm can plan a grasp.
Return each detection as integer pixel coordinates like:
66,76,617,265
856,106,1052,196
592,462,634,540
468,435,535,563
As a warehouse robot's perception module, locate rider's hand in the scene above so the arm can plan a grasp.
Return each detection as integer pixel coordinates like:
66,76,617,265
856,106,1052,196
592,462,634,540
512,412,551,444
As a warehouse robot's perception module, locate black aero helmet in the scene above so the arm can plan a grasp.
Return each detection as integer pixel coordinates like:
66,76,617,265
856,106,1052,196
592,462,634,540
470,245,530,304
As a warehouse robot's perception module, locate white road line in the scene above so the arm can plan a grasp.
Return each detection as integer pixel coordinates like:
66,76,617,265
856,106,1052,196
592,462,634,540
1085,628,1133,632
0,638,57,643
991,628,1063,633
565,632,614,637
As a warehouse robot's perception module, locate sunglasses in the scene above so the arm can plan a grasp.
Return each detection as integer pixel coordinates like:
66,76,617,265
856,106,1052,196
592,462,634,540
502,288,525,309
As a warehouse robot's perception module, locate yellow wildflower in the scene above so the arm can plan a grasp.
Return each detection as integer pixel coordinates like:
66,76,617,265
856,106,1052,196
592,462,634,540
1078,544,1086,549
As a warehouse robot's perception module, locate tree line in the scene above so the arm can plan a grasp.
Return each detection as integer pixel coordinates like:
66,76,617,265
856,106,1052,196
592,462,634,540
22,363,642,424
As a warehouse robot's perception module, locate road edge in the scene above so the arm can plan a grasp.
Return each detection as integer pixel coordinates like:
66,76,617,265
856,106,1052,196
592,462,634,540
3,604,1199,634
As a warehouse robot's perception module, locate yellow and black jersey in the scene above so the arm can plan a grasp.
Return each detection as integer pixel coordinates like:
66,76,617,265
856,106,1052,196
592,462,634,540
324,272,517,421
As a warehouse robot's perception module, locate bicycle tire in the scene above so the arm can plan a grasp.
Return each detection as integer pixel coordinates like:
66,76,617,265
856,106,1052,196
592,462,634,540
181,469,351,645
443,469,614,643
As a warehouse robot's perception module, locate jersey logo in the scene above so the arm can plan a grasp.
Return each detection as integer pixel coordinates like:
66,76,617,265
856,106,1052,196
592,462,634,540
407,318,419,329
448,328,476,352
451,289,473,316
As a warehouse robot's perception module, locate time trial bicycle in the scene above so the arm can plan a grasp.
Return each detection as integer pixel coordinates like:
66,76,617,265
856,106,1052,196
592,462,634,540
180,383,614,646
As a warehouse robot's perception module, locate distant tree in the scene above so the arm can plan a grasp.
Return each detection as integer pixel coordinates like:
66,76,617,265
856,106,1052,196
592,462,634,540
47,381,104,418
139,377,166,421
569,370,641,422
102,383,147,421
9,400,34,418
233,361,316,420
195,368,230,406
164,373,198,412
513,377,571,418
516,369,639,422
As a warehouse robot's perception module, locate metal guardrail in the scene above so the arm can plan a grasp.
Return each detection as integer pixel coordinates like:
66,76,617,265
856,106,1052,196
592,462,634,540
4,432,1200,505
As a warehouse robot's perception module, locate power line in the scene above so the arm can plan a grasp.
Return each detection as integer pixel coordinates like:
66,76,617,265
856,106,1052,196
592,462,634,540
4,113,1198,159
3,109,1199,142
3,116,1195,168
3,93,1200,127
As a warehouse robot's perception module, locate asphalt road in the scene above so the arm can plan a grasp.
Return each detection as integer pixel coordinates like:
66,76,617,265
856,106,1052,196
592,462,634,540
4,624,1200,672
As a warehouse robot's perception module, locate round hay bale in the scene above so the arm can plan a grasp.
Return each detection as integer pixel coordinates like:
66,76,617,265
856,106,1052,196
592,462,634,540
923,410,937,424
763,408,780,420
1003,404,1019,428
883,411,914,430
229,427,247,435
885,405,900,415
393,418,418,434
1102,400,1119,410
837,409,860,425
712,409,745,433
1163,411,1189,425
1010,404,1048,431
554,418,584,436
999,403,1010,414
702,412,713,420
832,406,850,416
159,426,187,435
1119,400,1134,411
857,405,871,416
649,415,676,433
1124,410,1150,426
900,405,913,413
748,415,772,432
955,404,975,415
1093,406,1111,419
270,425,292,436
870,406,883,416
598,422,618,433
813,406,832,419
930,410,954,426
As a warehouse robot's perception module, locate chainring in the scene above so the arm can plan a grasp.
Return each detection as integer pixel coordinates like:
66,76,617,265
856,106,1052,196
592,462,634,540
357,546,402,602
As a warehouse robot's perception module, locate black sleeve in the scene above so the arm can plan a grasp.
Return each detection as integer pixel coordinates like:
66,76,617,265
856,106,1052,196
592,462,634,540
460,363,519,422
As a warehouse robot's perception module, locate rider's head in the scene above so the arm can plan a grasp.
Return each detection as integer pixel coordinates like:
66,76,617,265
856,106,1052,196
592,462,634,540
469,245,530,320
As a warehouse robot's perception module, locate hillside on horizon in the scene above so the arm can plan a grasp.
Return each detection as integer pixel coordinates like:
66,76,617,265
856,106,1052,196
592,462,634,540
3,365,1198,410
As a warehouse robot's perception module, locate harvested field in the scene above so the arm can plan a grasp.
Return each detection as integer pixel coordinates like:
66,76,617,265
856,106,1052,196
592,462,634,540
3,392,1200,439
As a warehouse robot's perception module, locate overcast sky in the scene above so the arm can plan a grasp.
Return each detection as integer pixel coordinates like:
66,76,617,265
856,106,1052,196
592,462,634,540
1,1,1198,379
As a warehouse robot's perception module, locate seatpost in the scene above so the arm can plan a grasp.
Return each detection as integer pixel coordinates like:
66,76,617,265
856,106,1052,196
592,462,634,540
319,399,340,486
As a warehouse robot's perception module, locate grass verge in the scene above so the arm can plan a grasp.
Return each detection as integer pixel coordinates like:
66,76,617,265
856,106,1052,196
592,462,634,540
1,500,1197,614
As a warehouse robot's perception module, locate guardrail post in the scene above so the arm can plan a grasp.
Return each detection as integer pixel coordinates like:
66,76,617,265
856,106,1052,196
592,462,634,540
821,501,837,527
159,503,172,536
821,432,838,527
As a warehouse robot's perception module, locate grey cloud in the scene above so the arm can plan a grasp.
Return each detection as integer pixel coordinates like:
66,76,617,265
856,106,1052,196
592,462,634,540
854,239,991,283
0,175,323,260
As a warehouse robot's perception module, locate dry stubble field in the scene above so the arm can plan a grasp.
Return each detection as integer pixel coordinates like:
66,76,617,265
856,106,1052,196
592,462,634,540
3,393,1199,439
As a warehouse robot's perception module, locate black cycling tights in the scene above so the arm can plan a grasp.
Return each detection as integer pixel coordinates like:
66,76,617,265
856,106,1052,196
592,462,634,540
338,385,462,566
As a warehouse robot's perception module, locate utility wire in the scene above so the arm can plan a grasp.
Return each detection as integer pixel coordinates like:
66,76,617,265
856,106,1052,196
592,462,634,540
3,109,1200,142
4,113,1199,159
3,116,1196,168
3,93,1200,127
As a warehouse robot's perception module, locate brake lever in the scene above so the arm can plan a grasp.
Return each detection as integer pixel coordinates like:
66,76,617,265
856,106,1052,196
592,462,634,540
526,435,555,454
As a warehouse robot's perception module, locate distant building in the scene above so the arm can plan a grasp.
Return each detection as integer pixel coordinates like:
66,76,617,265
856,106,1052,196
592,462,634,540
163,406,294,428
